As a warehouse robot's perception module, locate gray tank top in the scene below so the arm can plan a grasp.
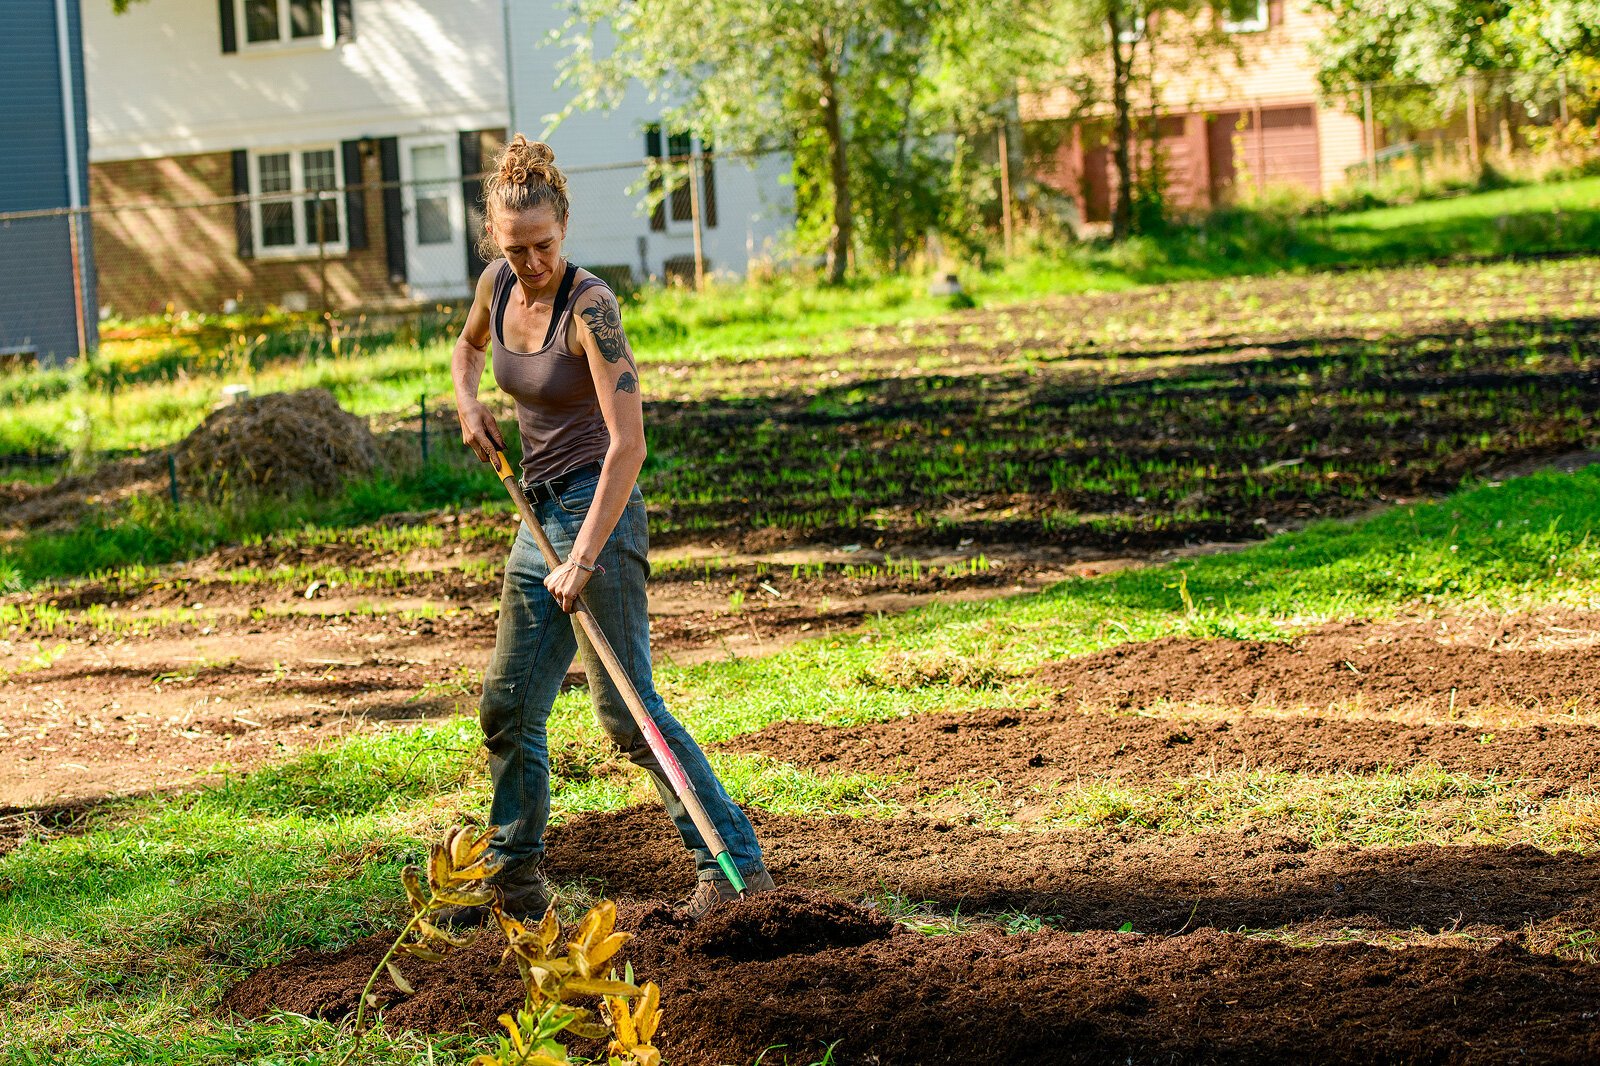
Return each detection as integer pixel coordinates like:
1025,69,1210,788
489,260,612,484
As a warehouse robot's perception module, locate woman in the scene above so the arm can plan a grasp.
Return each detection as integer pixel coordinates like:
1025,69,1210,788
448,136,773,924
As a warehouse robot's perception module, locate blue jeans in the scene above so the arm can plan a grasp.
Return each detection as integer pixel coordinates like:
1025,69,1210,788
479,472,766,883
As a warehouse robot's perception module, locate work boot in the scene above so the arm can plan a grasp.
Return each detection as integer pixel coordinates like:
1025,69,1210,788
677,868,776,922
435,855,555,931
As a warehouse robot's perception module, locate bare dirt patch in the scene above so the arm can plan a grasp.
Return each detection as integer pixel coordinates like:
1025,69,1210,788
722,709,1600,800
0,541,1089,806
1039,611,1600,719
224,847,1600,1065
720,610,1600,800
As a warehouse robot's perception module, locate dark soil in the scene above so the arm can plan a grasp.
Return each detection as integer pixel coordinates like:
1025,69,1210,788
724,709,1600,799
225,880,1600,1065
541,807,1600,940
721,613,1600,799
214,602,1600,1063
1038,616,1600,717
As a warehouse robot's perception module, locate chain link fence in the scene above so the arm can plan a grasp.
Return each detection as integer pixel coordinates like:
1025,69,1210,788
3,65,1595,374
0,144,789,376
1020,64,1596,228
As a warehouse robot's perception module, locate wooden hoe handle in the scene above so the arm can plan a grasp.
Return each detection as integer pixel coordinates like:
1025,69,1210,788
489,450,746,893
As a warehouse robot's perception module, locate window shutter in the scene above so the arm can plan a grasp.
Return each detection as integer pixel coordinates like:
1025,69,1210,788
701,139,717,229
645,126,665,232
378,137,407,283
460,130,488,280
341,140,367,250
219,0,237,54
231,149,253,259
334,0,355,40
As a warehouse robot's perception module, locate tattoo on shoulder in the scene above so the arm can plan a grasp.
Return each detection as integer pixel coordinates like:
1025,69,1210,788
615,372,638,394
579,296,637,371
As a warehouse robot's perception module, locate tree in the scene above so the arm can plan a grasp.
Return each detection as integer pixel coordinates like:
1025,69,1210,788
1309,0,1598,162
1042,0,1218,240
555,0,1062,282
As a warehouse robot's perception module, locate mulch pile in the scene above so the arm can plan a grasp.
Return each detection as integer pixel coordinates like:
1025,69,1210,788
173,388,380,499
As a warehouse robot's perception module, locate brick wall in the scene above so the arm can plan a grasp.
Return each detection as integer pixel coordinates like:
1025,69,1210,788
89,148,402,316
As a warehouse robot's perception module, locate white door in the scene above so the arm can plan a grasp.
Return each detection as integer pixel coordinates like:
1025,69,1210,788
400,135,467,300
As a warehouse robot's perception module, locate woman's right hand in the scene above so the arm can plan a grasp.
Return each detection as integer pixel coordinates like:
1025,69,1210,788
457,399,506,463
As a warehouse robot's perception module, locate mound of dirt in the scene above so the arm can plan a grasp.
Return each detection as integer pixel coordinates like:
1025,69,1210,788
173,388,379,499
622,887,898,963
224,887,1600,1065
222,890,898,1037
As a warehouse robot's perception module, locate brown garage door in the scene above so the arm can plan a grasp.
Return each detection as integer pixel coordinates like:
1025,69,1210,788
1211,105,1321,200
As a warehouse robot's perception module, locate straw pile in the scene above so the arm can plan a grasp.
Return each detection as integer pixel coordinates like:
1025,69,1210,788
173,388,380,500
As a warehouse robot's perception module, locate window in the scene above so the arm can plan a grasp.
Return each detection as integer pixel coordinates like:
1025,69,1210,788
667,131,694,223
645,125,718,232
1220,0,1269,33
251,147,346,256
239,0,332,47
408,143,454,245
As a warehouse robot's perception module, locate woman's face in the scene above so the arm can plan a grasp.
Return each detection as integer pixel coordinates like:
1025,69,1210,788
490,205,567,291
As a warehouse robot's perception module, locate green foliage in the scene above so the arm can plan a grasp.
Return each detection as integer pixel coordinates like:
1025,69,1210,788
1309,0,1600,121
556,0,1066,276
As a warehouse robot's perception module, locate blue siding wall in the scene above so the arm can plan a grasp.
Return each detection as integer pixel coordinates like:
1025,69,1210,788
0,0,95,367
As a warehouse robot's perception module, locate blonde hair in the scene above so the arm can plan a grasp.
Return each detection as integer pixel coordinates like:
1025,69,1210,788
479,135,570,256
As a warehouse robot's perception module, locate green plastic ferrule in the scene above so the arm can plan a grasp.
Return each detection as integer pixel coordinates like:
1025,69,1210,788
716,852,747,894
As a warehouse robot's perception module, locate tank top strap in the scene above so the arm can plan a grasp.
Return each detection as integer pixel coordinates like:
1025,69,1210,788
490,260,515,352
540,261,579,348
548,275,611,354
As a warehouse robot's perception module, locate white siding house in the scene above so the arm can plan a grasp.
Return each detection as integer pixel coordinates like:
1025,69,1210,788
82,0,793,313
84,0,510,309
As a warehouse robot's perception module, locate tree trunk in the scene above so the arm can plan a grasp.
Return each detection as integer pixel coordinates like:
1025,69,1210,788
889,67,918,271
1107,2,1135,241
820,55,853,284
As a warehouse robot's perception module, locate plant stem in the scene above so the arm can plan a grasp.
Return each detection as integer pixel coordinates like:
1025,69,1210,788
338,913,423,1066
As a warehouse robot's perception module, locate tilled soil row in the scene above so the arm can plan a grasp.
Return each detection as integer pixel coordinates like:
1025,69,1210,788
1038,615,1600,717
542,807,1600,939
225,884,1600,1065
720,710,1600,799
721,612,1600,798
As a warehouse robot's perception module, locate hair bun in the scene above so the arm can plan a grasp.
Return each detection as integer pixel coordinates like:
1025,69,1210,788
500,134,562,190
480,132,571,240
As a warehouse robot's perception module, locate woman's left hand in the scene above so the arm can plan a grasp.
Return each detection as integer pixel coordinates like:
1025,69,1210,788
544,560,595,613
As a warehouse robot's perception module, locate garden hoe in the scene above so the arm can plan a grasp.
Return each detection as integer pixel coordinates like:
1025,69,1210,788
489,449,748,897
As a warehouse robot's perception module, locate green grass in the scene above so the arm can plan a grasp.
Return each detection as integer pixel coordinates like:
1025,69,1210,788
8,249,1595,587
4,176,1596,461
3,466,1598,1063
948,765,1599,850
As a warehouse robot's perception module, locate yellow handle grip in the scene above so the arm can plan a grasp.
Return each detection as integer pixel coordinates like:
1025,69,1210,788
490,449,516,483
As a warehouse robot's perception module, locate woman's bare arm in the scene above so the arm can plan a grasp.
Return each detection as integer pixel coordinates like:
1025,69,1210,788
452,262,506,462
542,283,646,611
